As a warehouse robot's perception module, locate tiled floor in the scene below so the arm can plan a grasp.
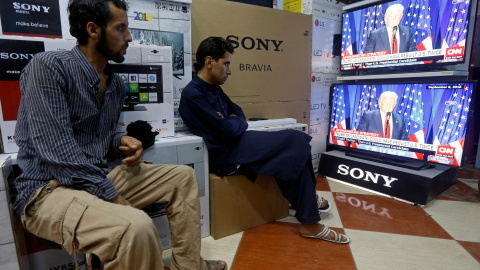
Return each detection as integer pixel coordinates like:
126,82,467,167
191,173,480,270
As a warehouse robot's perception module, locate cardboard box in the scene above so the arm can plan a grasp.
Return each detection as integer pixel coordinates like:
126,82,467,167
238,100,311,125
191,0,312,125
209,173,289,240
114,44,175,138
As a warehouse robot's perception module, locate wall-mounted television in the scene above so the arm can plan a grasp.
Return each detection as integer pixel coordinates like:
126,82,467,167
111,64,163,110
340,0,475,72
129,28,184,76
327,81,476,168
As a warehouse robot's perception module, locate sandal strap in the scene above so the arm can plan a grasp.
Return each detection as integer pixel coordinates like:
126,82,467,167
314,225,344,242
315,224,331,238
317,197,324,208
205,260,222,270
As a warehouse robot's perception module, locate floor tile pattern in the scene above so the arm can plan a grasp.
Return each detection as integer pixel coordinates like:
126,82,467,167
194,175,480,270
153,173,480,269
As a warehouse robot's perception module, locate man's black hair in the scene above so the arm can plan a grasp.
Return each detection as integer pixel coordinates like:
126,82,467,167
68,0,128,45
194,37,234,72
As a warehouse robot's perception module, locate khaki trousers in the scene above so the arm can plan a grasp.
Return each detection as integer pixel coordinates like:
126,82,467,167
21,163,207,270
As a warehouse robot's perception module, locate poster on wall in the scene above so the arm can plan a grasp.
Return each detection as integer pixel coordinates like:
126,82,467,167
0,0,63,38
0,39,45,123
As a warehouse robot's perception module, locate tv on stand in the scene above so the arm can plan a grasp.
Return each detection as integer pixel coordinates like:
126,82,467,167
339,0,476,75
327,80,476,169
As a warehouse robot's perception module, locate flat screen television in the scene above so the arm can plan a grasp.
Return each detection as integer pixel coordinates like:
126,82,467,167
129,28,184,76
111,64,163,110
327,80,476,168
340,0,475,72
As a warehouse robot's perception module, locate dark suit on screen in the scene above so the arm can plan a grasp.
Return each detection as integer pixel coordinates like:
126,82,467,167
356,110,409,141
363,26,417,54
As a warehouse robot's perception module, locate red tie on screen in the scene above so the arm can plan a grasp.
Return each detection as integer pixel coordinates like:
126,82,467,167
392,30,398,54
385,115,391,139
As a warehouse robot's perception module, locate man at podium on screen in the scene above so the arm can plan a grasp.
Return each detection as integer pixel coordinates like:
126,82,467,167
363,4,417,54
357,91,409,141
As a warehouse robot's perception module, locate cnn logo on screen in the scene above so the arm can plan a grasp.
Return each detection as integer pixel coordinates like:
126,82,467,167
436,145,455,156
446,47,464,57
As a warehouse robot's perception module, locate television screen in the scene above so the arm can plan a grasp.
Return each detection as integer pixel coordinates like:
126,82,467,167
129,28,184,76
340,0,473,71
328,81,475,167
112,64,163,107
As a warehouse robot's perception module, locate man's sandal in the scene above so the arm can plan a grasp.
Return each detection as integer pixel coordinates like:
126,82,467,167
302,225,350,244
206,260,228,270
318,196,332,213
289,196,332,216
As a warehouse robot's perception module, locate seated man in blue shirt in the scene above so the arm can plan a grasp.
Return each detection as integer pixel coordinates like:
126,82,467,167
14,1,225,269
179,37,350,244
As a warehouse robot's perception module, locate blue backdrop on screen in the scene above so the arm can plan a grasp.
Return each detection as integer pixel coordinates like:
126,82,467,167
0,0,62,38
341,0,470,56
328,82,474,166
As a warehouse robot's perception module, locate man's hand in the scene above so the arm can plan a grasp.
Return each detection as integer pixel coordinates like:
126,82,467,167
110,194,134,207
119,135,143,167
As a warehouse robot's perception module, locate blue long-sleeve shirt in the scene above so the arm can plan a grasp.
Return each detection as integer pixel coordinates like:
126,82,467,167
13,46,126,215
179,76,311,180
179,76,248,153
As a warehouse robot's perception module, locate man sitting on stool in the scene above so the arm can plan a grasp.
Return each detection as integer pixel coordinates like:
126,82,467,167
13,1,226,269
179,37,350,244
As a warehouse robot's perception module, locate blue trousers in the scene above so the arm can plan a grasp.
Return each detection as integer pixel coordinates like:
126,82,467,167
274,159,320,224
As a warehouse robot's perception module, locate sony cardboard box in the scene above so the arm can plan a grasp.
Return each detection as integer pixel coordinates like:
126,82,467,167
209,173,289,240
191,0,312,125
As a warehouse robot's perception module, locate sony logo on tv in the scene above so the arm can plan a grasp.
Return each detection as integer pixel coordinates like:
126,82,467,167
226,35,283,52
13,2,51,13
337,164,398,188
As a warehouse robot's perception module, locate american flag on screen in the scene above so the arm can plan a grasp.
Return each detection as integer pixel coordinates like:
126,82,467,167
433,84,472,165
359,6,385,53
397,84,425,143
353,85,381,130
329,86,349,146
440,0,470,49
341,13,356,56
403,0,432,50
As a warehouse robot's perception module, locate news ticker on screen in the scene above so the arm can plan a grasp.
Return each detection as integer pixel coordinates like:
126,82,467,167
332,129,458,160
340,47,464,69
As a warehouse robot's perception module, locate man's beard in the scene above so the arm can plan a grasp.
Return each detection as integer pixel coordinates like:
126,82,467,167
97,32,127,63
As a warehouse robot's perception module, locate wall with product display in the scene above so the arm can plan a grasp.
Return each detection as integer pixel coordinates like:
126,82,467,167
309,0,344,171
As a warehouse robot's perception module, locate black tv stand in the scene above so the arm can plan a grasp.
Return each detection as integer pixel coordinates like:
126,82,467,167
318,150,457,205
345,150,433,170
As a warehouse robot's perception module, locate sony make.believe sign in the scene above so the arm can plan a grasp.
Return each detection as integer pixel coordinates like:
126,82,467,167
0,0,62,38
